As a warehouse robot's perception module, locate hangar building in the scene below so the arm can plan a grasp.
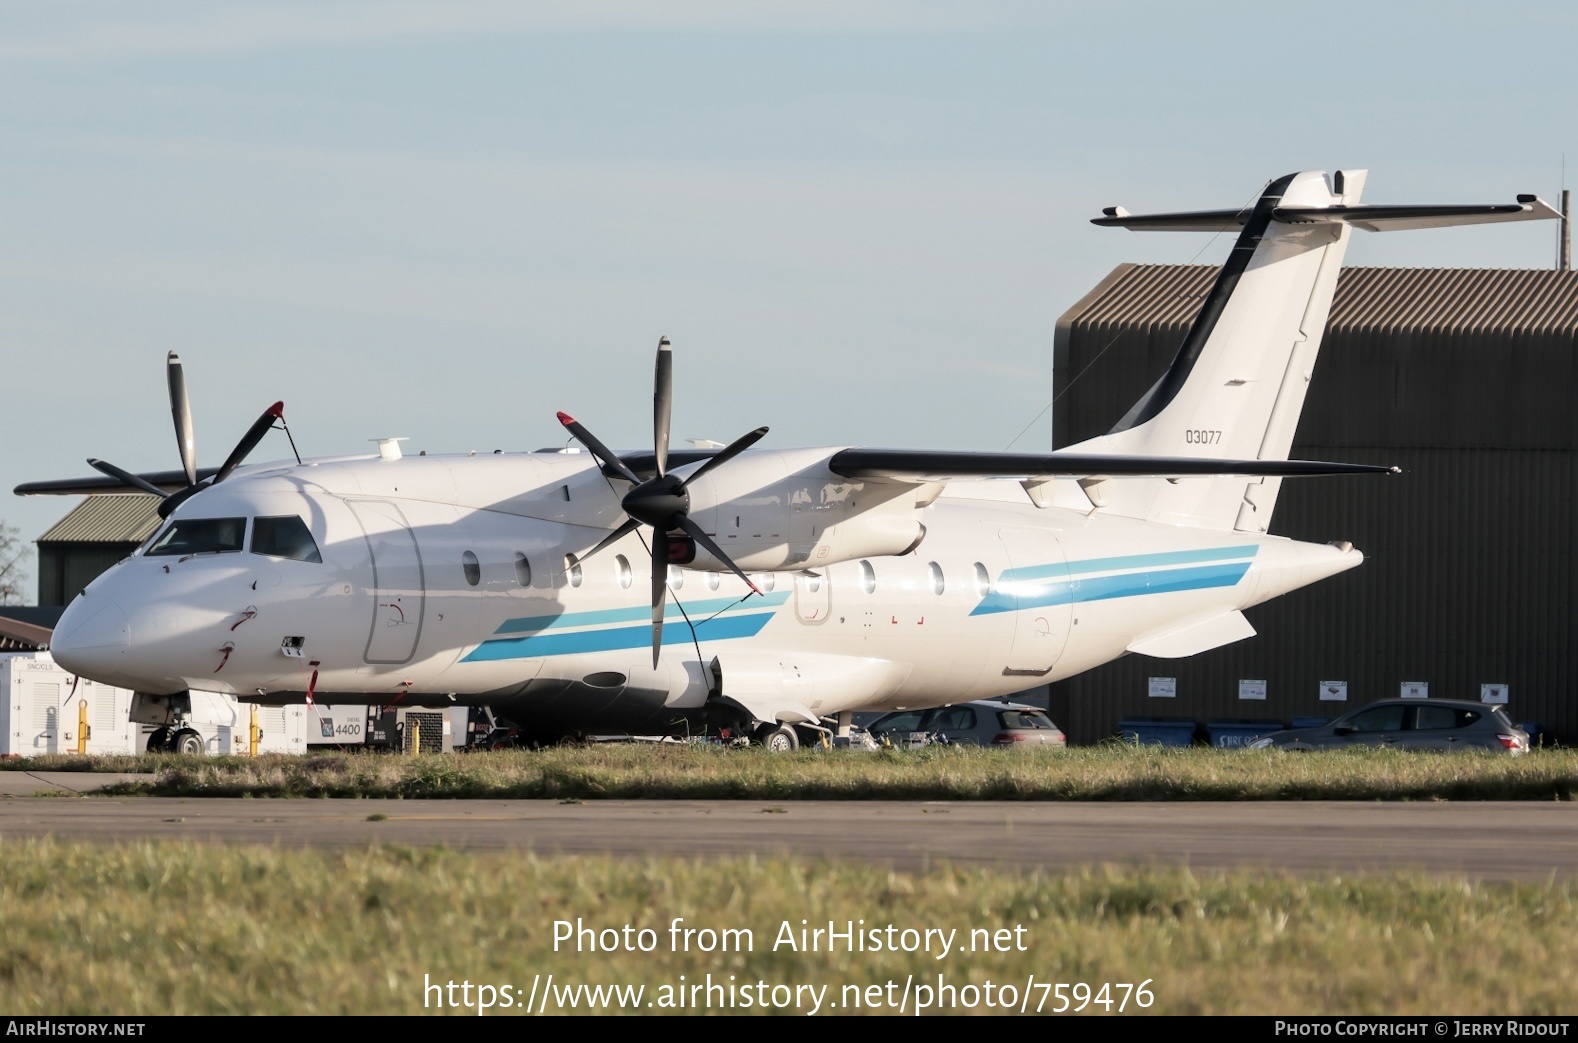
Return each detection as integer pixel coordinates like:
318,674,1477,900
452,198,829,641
1048,265,1578,746
35,494,161,607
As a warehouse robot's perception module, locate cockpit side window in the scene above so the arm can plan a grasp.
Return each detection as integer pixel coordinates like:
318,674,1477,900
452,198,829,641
145,518,247,557
251,516,323,564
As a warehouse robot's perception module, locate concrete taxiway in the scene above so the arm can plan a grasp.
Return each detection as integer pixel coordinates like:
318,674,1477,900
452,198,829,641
0,793,1573,879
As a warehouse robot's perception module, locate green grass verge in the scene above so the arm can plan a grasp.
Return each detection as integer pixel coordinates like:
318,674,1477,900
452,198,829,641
73,744,1578,800
0,840,1573,1015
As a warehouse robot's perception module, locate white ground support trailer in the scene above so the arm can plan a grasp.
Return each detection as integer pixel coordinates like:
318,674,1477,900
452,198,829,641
307,704,374,747
0,652,139,756
131,690,309,756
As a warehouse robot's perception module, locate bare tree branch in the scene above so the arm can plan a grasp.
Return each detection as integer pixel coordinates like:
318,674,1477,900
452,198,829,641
0,522,31,606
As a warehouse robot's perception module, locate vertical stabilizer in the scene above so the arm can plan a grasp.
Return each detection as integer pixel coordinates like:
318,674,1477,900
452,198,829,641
1070,171,1557,530
1067,169,1364,530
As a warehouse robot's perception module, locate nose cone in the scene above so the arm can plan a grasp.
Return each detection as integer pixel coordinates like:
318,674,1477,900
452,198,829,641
51,596,130,683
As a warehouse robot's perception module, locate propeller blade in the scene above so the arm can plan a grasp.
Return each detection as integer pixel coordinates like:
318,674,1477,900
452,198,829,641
681,426,769,488
86,459,171,499
675,515,762,596
166,353,197,488
580,518,642,563
650,529,669,667
156,483,204,519
556,412,641,485
213,402,284,484
653,336,672,478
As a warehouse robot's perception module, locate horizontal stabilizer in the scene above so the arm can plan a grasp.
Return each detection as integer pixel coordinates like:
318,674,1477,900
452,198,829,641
1127,609,1256,658
828,448,1397,484
1093,197,1560,233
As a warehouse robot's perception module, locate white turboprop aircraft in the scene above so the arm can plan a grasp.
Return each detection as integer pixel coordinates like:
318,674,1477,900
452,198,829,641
20,170,1558,750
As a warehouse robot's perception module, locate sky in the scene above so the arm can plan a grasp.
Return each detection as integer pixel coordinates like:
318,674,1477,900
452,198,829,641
3,1,1575,601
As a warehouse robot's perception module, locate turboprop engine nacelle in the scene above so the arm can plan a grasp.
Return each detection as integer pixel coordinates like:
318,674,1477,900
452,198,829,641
680,447,930,573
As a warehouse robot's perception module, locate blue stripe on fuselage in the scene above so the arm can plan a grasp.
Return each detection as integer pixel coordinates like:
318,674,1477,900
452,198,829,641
970,545,1258,616
488,591,790,635
462,611,775,661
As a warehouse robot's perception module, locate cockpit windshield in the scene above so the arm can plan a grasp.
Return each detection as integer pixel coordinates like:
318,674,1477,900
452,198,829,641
251,515,322,564
144,518,246,557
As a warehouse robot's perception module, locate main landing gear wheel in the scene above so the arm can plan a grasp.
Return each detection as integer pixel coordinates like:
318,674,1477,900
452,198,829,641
172,730,204,756
757,723,799,752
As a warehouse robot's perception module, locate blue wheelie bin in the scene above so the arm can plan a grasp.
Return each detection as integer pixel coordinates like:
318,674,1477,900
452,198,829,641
1206,718,1286,748
1117,716,1200,746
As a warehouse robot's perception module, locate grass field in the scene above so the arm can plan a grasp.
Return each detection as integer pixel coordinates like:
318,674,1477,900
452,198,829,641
11,744,1572,801
0,840,1572,1016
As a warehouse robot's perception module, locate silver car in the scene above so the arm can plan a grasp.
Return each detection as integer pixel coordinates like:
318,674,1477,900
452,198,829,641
867,700,1067,748
1246,698,1529,753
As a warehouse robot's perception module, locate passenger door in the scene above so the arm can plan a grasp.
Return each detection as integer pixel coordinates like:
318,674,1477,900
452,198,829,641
1399,704,1478,751
346,500,426,665
1334,703,1404,748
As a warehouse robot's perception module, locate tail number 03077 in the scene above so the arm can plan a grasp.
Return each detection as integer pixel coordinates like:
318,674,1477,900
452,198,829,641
1184,429,1222,445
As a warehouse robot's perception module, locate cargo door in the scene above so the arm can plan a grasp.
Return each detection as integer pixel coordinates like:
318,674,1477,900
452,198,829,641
997,527,1073,679
347,500,426,665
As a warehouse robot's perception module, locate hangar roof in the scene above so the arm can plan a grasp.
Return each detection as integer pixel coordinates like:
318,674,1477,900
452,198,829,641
1063,265,1578,334
37,495,161,545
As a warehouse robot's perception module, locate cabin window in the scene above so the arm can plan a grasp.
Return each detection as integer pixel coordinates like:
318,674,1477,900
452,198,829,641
805,573,822,593
705,572,721,591
249,516,322,563
928,562,944,595
667,565,684,590
147,517,246,557
514,552,532,587
760,573,776,593
565,554,583,588
859,560,876,594
462,550,481,586
615,554,634,589
973,562,990,596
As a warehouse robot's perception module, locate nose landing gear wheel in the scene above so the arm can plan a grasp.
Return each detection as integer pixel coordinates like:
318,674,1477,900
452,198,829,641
756,723,799,752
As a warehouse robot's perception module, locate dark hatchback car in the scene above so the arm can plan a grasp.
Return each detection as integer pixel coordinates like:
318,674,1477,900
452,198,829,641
867,700,1067,748
1246,698,1529,753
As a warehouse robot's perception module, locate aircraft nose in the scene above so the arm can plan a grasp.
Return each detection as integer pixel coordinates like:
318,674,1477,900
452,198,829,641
50,596,130,680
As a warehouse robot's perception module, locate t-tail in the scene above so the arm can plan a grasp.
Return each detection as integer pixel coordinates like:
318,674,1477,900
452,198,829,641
1067,169,1559,532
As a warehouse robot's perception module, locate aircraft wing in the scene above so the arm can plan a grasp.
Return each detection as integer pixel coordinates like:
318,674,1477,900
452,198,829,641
827,448,1397,483
14,468,219,496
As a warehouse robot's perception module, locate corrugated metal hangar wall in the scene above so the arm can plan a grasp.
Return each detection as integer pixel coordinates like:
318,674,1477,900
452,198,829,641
1049,265,1578,746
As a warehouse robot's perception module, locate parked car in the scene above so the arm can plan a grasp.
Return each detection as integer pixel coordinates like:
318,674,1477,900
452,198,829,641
867,700,1067,748
1245,698,1529,753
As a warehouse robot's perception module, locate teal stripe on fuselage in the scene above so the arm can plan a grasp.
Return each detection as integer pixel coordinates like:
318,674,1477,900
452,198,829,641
971,546,1257,616
997,544,1260,584
463,610,775,661
489,591,791,635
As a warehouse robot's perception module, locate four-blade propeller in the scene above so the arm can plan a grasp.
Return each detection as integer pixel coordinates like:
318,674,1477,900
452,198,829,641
558,337,768,666
88,352,288,519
